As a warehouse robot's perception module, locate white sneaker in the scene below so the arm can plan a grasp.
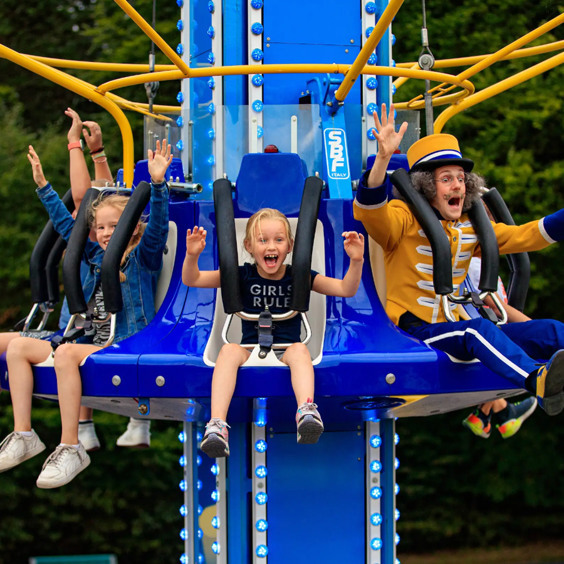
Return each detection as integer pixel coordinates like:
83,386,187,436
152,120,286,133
78,421,101,452
0,430,46,472
116,418,151,448
36,443,91,489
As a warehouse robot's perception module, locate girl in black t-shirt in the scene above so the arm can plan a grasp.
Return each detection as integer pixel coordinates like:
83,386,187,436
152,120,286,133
182,208,365,457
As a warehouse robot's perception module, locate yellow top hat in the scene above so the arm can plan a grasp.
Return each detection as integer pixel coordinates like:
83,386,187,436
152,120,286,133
407,133,474,172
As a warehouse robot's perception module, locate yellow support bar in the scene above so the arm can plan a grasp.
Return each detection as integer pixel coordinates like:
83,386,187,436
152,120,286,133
333,0,405,103
27,55,175,73
113,0,191,76
434,51,564,132
0,44,135,187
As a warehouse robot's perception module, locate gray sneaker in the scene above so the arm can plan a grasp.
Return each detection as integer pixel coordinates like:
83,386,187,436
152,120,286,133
36,443,91,489
296,400,324,444
0,430,46,472
200,418,230,458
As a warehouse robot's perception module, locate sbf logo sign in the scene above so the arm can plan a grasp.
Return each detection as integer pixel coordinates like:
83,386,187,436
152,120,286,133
324,128,350,180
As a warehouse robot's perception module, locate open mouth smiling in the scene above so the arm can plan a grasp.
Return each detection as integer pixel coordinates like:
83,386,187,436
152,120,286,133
264,254,278,267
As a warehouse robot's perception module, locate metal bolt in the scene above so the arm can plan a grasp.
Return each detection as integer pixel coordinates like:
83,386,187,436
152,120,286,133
138,404,149,415
156,375,165,387
385,373,396,385
112,375,121,386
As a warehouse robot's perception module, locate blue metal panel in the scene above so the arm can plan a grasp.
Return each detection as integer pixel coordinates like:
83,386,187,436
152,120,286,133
223,0,247,105
266,430,366,563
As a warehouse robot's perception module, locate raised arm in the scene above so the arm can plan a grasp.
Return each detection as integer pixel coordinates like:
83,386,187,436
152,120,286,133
366,103,408,187
312,231,365,297
182,226,221,288
65,108,91,209
83,119,113,184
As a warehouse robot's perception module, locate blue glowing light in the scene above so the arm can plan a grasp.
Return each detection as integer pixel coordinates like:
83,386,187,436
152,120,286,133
395,433,400,445
197,480,202,491
371,538,383,551
196,455,202,466
208,103,216,115
370,435,381,448
391,59,397,67
212,516,220,529
180,528,188,540
208,1,215,13
179,455,186,467
176,140,184,151
255,492,268,505
176,116,184,127
251,0,263,8
211,489,220,502
255,440,267,453
198,528,203,539
211,542,220,555
207,155,216,166
179,480,187,492
370,512,383,526
366,77,378,90
176,20,184,32
255,465,268,478
252,74,264,87
257,126,264,138
198,504,203,515
211,463,219,475
370,460,382,473
256,545,268,558
395,483,400,495
395,508,401,521
370,486,382,500
367,103,377,115
251,23,264,35
255,415,267,427
196,431,203,442
198,555,204,564
365,2,377,14
395,457,400,469
367,129,376,141
176,0,183,7
176,92,184,104
392,84,397,95
180,554,188,564
365,26,374,38
176,44,184,56
395,533,401,545
252,100,264,112
368,53,377,65
251,48,264,62
256,519,268,532
180,505,187,517
207,128,216,140
207,77,215,89
207,26,215,39
208,52,215,65
391,33,397,46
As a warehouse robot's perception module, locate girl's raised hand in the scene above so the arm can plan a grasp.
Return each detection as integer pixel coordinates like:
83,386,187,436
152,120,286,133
27,145,48,188
65,107,83,144
185,226,207,257
148,140,173,184
342,231,365,262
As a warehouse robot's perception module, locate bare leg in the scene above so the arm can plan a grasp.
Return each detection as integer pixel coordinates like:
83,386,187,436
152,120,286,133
53,343,101,445
479,399,507,415
210,343,250,420
6,337,53,431
79,406,94,421
0,332,21,355
282,342,314,405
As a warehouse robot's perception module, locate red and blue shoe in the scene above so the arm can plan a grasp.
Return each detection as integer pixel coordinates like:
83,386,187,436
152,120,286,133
495,397,537,439
462,408,492,439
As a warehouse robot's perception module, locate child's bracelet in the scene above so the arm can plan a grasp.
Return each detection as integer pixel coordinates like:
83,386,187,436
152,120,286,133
93,156,107,164
67,141,83,151
89,145,104,154
91,151,106,161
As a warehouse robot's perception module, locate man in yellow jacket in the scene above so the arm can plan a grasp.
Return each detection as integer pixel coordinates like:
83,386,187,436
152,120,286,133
353,104,564,416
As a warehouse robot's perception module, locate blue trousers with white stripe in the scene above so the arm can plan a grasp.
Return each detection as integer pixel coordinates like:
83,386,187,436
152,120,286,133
407,318,564,388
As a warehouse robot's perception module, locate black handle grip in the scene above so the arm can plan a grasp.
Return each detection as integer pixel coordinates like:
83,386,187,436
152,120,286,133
290,176,323,312
213,178,244,314
101,182,152,314
482,188,530,311
391,168,453,295
467,199,499,293
62,188,98,314
30,190,74,303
